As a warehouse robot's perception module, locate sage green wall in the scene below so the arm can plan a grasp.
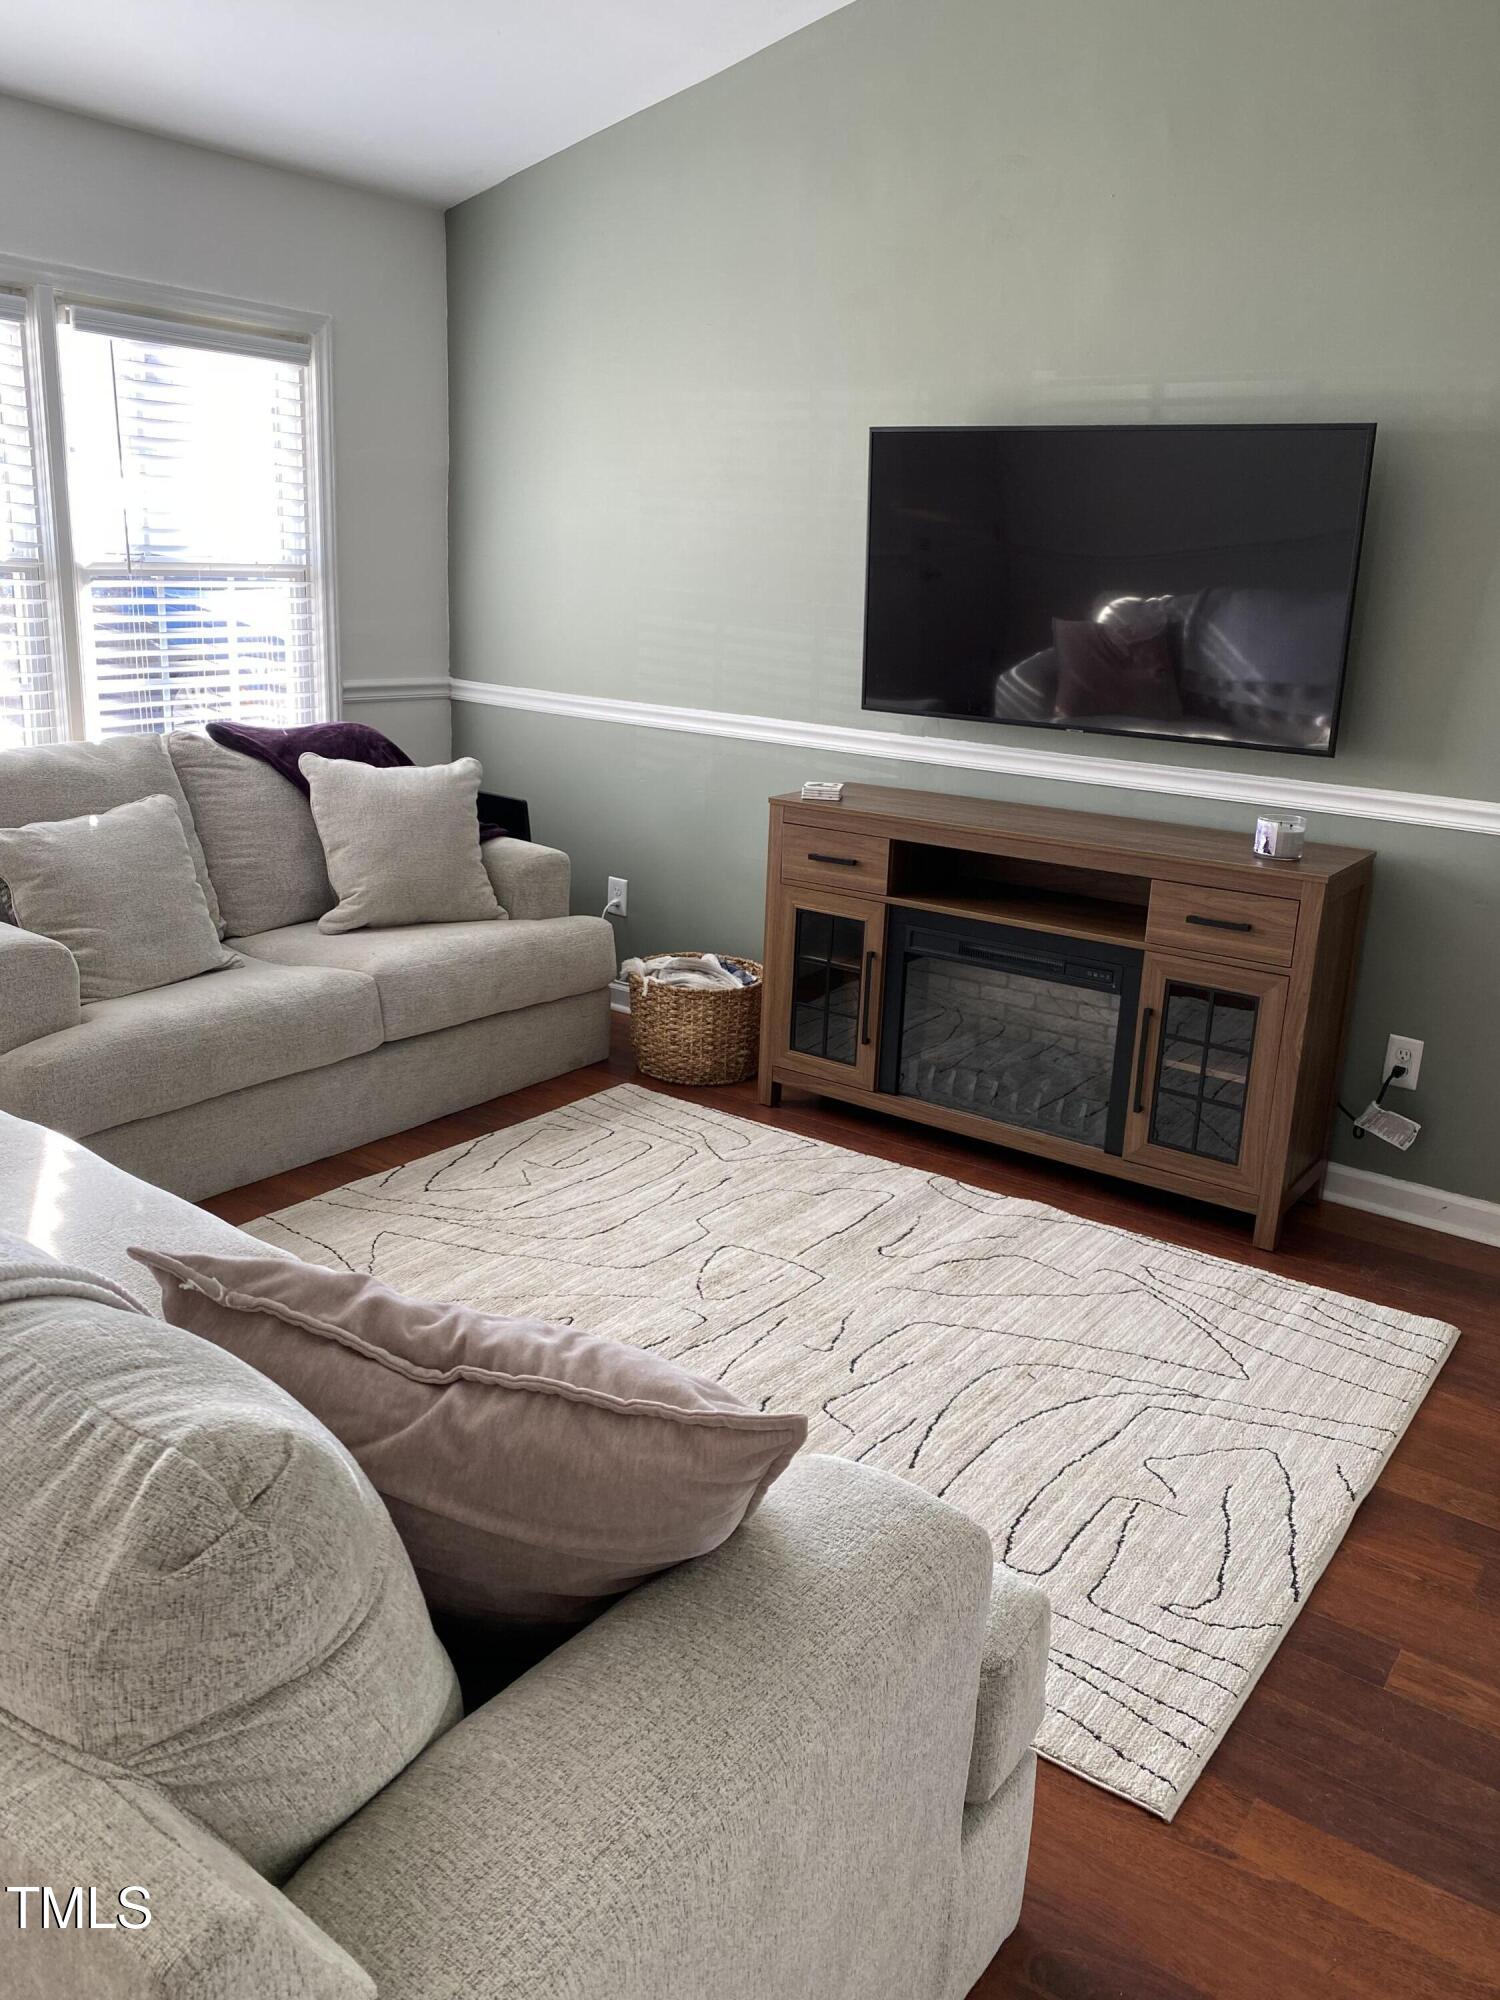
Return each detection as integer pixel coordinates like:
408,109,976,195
447,0,1500,1203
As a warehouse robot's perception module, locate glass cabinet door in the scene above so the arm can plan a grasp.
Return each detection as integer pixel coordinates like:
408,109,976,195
790,907,866,1066
771,892,883,1091
1124,954,1287,1193
1150,984,1257,1166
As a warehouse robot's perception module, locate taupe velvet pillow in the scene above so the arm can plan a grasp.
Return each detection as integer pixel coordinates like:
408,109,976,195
298,752,504,933
130,1249,808,1641
0,793,236,1002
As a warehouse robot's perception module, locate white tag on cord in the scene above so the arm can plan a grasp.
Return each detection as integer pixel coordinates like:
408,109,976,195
1355,1103,1421,1150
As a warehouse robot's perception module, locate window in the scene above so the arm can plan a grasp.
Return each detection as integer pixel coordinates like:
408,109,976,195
0,272,333,749
0,294,57,750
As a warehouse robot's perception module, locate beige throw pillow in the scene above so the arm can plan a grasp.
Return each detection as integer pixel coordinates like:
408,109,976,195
0,732,226,935
0,792,236,1002
131,1249,808,1644
299,752,504,933
168,729,334,937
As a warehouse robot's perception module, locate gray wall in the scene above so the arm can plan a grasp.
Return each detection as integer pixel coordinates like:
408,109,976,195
0,95,452,761
447,0,1500,1202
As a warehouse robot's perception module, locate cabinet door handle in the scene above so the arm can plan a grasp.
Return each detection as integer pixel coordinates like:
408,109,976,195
1185,913,1254,933
860,950,877,1045
1133,1006,1155,1114
809,852,859,866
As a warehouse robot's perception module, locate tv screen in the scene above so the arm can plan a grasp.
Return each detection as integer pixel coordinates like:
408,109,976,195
861,423,1375,755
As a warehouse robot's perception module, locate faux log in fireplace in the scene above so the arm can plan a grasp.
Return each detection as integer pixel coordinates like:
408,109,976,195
757,783,1373,1250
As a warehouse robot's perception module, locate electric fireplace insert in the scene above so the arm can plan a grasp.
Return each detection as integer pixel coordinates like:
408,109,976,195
877,907,1143,1155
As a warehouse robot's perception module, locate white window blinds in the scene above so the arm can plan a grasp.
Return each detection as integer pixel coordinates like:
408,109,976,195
58,308,325,739
0,293,59,751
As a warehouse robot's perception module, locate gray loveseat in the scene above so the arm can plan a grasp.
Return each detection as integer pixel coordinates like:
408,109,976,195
0,732,616,1198
0,1111,1047,1999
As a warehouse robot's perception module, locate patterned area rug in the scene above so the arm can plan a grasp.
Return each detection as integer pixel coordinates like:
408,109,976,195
246,1084,1458,1816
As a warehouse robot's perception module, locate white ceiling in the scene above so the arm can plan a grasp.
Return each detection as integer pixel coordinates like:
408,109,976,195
0,0,855,206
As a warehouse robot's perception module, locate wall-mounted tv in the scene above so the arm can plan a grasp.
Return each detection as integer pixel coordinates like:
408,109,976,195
861,423,1376,756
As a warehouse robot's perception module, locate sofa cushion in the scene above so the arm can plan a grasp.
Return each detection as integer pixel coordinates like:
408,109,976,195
169,728,334,937
0,1248,459,1882
0,956,383,1137
0,1729,375,1997
0,733,225,935
0,793,236,1002
301,753,503,934
235,914,617,1042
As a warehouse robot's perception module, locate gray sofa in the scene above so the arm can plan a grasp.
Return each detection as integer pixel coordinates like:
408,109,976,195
0,1111,1047,1999
0,733,616,1198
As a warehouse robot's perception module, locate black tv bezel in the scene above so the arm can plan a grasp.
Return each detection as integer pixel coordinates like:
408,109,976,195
859,421,1377,760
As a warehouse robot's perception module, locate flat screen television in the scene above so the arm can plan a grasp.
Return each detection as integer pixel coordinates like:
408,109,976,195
861,423,1376,755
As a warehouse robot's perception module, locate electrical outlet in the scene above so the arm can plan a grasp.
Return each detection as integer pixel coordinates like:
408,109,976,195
1384,1034,1423,1090
606,875,628,918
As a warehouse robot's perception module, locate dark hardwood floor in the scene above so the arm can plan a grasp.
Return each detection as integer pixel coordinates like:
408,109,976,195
204,1021,1500,2000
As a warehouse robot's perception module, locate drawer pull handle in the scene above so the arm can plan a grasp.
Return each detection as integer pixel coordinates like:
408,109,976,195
1185,913,1254,933
860,950,877,1045
808,852,859,866
1133,1006,1155,1114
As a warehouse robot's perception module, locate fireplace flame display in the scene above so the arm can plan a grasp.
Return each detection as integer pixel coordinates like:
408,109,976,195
879,912,1142,1157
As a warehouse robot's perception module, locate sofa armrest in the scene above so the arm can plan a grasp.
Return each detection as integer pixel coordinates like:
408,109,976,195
966,1571,1049,1803
0,1109,295,1306
480,837,570,921
288,1456,1009,2000
0,924,80,1057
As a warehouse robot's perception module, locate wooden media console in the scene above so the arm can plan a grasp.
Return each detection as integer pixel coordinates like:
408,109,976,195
757,783,1373,1250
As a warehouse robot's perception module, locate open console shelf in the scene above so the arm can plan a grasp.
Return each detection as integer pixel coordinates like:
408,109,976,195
759,782,1372,1250
888,843,1152,948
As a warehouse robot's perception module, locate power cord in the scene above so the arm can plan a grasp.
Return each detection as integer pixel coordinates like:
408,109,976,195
1337,1062,1407,1140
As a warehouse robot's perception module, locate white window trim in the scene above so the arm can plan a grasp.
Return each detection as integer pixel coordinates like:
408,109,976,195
0,253,340,739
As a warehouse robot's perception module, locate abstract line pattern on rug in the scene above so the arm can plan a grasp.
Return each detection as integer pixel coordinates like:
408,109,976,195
246,1085,1459,1815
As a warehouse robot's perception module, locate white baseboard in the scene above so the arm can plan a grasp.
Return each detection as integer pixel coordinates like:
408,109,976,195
607,984,1493,1245
1323,1162,1500,1247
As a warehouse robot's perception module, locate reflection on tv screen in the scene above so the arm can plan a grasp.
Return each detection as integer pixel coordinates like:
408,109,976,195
862,425,1375,756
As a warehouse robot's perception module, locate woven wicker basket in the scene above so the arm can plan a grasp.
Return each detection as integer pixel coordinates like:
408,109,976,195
627,954,763,1086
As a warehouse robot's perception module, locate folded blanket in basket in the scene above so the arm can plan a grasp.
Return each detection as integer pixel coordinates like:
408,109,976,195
621,953,756,991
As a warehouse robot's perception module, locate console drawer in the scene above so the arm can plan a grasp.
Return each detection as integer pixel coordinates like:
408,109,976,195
781,825,890,896
1148,882,1298,967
